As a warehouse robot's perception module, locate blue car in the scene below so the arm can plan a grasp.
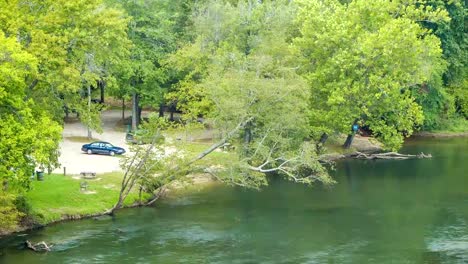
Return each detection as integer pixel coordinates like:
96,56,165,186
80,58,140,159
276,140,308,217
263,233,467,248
81,141,126,156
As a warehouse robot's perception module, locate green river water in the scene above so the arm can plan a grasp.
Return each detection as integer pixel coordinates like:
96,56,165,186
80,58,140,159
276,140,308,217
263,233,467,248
1,138,467,263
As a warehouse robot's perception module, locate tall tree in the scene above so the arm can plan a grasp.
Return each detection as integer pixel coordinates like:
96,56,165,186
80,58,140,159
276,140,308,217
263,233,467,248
294,0,447,150
107,0,194,130
1,0,131,136
411,0,467,128
166,0,332,185
0,0,131,229
0,32,62,229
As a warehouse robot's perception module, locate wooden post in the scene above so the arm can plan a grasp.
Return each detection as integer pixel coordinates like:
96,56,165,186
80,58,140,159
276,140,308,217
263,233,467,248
63,167,66,176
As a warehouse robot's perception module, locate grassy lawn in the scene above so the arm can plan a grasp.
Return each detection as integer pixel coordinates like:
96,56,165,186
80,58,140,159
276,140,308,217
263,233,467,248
64,136,102,143
26,172,141,224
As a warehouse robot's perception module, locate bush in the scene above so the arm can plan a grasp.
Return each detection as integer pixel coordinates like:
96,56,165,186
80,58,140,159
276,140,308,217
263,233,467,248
0,191,24,233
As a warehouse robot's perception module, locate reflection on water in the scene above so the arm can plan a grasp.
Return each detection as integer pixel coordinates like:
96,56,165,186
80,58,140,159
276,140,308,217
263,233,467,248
0,138,467,263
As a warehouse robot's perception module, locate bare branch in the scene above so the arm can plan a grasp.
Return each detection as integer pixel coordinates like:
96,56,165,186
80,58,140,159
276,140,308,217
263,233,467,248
188,116,254,165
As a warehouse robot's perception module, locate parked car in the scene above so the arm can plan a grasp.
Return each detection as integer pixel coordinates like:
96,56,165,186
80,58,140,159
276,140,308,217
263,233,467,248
81,141,126,156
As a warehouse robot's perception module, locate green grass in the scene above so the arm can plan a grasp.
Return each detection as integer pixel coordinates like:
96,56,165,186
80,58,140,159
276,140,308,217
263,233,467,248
65,136,101,143
25,172,141,224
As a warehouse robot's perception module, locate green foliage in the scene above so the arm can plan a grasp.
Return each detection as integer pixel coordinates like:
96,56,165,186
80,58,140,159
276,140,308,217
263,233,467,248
0,191,23,233
413,0,467,127
0,0,132,229
0,32,62,189
180,0,332,185
75,100,106,134
294,0,447,150
1,0,131,129
107,0,193,110
0,0,131,181
451,80,468,118
426,0,467,88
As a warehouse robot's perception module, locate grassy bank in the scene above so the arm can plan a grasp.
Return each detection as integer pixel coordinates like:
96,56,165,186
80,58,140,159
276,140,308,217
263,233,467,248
422,117,468,134
20,140,231,228
25,172,141,225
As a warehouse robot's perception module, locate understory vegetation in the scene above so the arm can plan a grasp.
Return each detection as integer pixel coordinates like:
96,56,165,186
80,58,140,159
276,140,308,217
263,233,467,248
0,0,466,232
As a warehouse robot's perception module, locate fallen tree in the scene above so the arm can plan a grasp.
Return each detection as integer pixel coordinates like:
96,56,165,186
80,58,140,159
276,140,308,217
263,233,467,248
349,152,432,160
318,151,432,163
25,240,52,252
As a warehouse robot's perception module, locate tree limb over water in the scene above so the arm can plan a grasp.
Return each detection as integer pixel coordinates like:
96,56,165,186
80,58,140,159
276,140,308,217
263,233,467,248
350,152,432,160
319,151,432,163
25,240,52,252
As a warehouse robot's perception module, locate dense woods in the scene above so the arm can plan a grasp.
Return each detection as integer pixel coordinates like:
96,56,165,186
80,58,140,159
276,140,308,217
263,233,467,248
0,0,466,230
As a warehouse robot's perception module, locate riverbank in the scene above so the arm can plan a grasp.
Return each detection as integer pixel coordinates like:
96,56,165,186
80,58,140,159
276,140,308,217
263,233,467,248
0,170,219,237
0,172,140,236
0,133,382,237
413,131,468,138
3,130,460,238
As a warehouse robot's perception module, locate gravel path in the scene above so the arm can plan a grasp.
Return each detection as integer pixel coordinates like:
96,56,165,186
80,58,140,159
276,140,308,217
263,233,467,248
52,110,135,175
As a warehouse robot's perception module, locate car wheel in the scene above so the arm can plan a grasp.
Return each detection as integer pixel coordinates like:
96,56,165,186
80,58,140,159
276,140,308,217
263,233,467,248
109,151,115,156
87,149,92,155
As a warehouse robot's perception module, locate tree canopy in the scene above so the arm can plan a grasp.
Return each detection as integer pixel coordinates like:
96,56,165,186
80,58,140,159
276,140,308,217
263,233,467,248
0,0,466,229
294,0,448,150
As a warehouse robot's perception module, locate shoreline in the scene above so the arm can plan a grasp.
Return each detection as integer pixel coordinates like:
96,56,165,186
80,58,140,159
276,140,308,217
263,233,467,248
412,131,468,138
0,178,220,238
0,202,144,238
2,131,464,238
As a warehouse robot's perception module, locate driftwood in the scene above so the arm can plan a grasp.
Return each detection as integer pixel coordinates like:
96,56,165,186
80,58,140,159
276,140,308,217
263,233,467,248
25,240,52,252
349,152,432,160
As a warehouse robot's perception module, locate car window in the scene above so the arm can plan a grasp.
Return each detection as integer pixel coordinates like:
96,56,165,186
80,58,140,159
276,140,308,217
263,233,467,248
105,143,112,148
90,143,99,147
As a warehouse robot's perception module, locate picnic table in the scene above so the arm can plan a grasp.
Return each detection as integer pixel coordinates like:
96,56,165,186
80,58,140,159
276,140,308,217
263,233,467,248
80,171,96,179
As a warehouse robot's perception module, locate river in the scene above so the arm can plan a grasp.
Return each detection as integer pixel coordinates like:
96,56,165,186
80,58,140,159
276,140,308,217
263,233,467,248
1,138,467,263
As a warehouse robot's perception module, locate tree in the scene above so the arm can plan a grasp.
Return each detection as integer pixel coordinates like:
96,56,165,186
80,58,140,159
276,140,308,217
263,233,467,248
0,0,131,230
1,0,131,137
0,32,62,230
107,0,193,130
294,0,447,150
190,0,332,184
111,0,335,210
412,0,467,127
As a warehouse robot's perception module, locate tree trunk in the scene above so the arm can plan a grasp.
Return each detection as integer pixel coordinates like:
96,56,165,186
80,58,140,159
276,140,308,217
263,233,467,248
319,133,328,144
137,104,142,125
244,121,252,144
343,119,359,149
87,85,92,139
122,98,125,121
159,104,164,117
343,134,354,149
316,133,328,152
99,80,105,103
169,102,176,121
131,92,138,131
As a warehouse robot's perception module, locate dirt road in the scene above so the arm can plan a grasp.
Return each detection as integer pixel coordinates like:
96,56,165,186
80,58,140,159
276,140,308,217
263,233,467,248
52,110,133,175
